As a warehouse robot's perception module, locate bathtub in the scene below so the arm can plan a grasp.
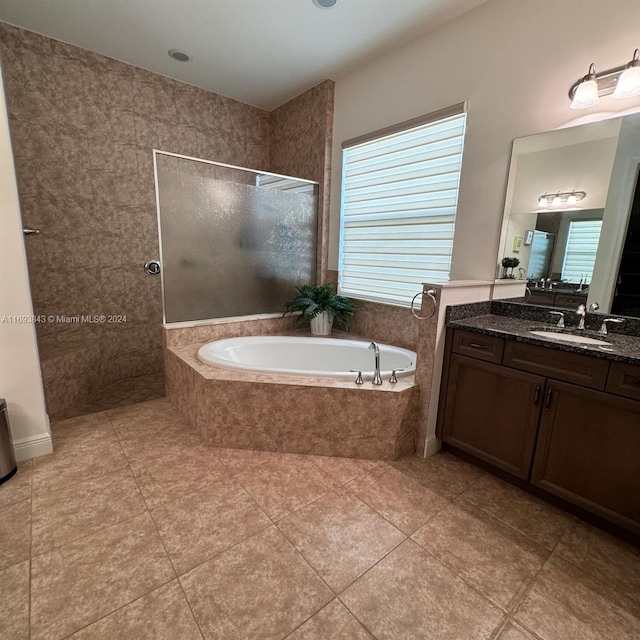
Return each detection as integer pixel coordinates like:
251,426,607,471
196,336,416,379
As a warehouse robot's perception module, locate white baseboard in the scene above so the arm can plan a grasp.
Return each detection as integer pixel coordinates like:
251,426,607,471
422,436,442,459
13,432,53,462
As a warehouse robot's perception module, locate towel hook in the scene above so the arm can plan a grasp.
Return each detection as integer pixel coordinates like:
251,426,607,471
410,288,437,320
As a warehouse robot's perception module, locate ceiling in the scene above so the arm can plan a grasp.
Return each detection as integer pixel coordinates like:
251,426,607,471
0,0,487,110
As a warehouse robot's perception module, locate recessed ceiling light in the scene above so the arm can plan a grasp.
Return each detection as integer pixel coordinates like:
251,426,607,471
168,49,191,62
312,0,337,8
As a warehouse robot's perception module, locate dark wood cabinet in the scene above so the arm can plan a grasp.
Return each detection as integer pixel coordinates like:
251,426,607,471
438,327,640,536
441,355,544,479
532,381,640,533
526,290,587,308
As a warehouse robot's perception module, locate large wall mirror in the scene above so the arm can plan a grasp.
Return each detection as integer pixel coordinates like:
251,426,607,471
496,112,640,317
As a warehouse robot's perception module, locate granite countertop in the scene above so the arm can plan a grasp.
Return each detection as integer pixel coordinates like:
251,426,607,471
448,314,640,365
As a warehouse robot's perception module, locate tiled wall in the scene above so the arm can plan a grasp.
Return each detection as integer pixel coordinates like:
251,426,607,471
270,80,334,282
0,23,334,418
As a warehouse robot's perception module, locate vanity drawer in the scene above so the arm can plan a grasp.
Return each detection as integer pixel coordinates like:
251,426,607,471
554,293,586,308
607,362,640,401
528,291,555,306
503,341,609,390
452,329,504,363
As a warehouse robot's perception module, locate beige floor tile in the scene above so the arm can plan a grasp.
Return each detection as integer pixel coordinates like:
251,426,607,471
68,581,203,640
347,464,453,535
0,461,32,509
391,451,484,496
554,520,640,603
209,447,282,476
50,411,115,441
30,512,175,640
278,487,405,593
119,433,206,463
514,555,640,640
32,467,146,555
308,456,380,486
129,445,229,509
151,478,271,574
461,474,573,550
31,430,128,494
0,500,31,571
236,455,339,520
180,526,333,640
412,500,549,609
0,560,30,640
341,539,502,640
286,599,373,639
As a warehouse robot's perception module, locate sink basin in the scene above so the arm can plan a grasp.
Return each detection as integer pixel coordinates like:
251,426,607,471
529,330,611,346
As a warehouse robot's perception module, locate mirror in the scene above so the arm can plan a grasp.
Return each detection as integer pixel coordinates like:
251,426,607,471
496,112,640,317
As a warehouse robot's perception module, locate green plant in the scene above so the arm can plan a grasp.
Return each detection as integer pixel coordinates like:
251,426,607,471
501,256,520,279
283,283,355,330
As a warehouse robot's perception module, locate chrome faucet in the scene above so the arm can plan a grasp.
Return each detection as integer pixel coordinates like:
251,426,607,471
548,311,565,328
598,317,624,336
576,304,586,330
368,342,383,385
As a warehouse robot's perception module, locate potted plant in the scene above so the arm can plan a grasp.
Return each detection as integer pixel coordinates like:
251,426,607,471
284,283,355,335
501,256,520,279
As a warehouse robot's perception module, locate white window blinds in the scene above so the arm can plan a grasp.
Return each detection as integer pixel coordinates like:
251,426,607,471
562,219,603,283
339,107,467,306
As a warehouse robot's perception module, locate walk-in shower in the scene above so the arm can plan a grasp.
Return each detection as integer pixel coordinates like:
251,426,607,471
153,152,319,323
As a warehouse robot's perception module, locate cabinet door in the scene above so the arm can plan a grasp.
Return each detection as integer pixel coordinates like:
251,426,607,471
532,381,640,533
442,355,545,479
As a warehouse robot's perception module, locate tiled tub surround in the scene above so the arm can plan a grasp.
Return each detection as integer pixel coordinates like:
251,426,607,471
166,341,419,460
2,398,639,640
0,23,335,419
165,314,418,459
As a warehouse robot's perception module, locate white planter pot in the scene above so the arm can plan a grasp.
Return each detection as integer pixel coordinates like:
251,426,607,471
310,311,334,336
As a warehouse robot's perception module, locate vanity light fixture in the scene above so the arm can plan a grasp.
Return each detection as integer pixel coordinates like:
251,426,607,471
570,64,600,109
538,190,586,208
569,49,640,109
612,49,640,99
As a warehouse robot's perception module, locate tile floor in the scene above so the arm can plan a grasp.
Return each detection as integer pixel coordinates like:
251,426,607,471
1,397,639,640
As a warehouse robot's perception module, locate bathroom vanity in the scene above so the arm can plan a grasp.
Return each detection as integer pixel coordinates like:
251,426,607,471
437,310,640,538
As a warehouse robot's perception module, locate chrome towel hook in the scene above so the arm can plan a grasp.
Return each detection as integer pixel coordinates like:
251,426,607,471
410,288,438,320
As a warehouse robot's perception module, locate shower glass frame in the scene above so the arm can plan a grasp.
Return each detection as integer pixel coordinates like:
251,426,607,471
153,150,320,325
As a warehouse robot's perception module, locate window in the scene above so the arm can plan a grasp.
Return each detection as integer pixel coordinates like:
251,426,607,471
562,219,603,283
339,104,467,306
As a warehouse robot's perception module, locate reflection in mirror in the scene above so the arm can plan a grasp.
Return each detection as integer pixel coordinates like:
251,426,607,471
496,112,640,317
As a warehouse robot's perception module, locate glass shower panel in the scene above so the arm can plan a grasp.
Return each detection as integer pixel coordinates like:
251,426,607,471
155,153,318,323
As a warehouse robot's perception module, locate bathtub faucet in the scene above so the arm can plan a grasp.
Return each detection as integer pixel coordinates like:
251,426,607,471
368,342,383,385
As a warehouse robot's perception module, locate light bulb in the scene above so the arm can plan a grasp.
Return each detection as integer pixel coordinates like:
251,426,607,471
538,195,548,207
570,64,600,109
567,192,577,205
612,49,640,99
552,195,561,206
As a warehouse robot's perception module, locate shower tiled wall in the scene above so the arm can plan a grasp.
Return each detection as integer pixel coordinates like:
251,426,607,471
270,80,334,282
0,23,334,418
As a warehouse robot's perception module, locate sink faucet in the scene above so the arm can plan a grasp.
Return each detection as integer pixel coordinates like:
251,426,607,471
548,311,565,328
368,342,383,385
576,303,586,330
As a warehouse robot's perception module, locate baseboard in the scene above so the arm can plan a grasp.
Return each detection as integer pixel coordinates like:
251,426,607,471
13,431,53,462
422,436,442,458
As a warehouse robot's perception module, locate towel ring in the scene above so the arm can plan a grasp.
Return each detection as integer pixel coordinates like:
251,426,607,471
411,288,438,320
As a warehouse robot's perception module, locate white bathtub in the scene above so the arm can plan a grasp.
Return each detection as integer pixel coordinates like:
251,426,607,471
197,336,416,379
